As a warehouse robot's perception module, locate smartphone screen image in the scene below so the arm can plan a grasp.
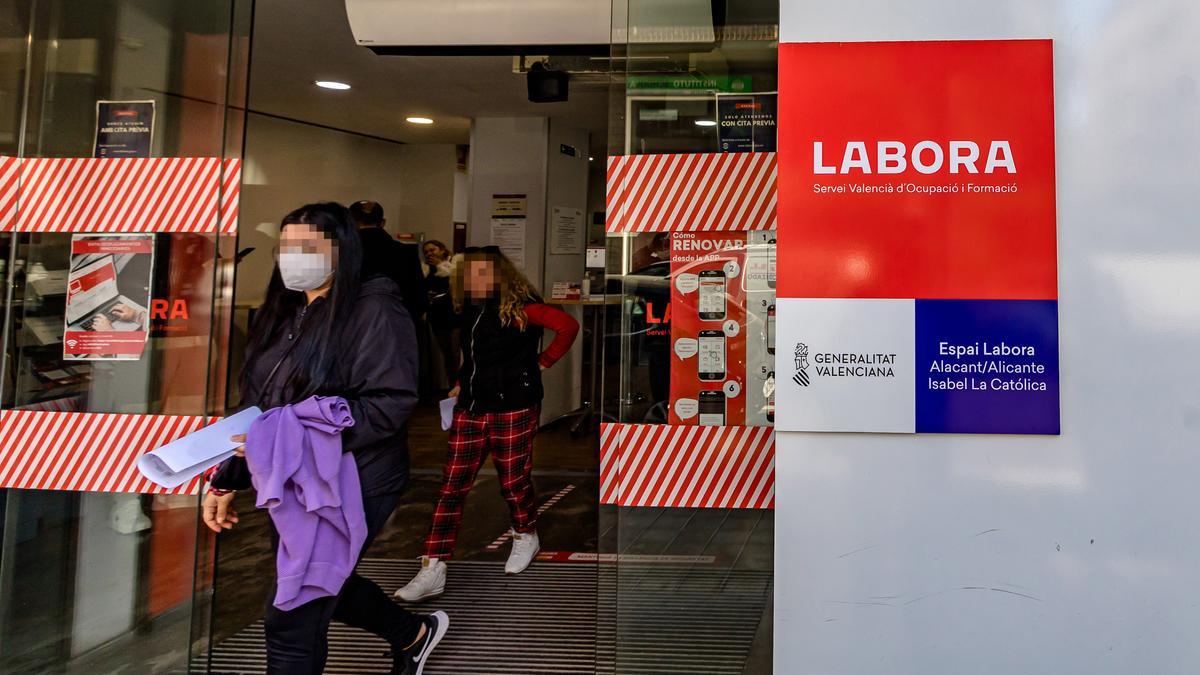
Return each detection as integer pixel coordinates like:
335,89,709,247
767,304,776,355
766,371,775,423
698,330,726,381
767,245,776,289
698,269,726,321
699,390,726,426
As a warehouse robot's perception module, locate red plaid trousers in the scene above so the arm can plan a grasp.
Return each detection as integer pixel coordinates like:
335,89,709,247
422,405,540,559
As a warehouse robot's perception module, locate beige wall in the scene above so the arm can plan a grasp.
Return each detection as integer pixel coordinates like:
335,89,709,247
236,113,457,304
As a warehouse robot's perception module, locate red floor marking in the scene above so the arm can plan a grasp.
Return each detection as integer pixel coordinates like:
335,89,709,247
535,551,717,564
486,484,576,550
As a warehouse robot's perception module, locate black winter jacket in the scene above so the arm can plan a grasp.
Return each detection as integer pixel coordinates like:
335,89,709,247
212,276,419,497
359,227,428,321
457,300,544,413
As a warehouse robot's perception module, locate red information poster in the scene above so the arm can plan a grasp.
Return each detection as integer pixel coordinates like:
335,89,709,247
670,232,752,426
63,234,155,361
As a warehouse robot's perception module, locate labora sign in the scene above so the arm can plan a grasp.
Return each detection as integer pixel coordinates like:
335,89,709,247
812,140,1017,175
776,39,1059,435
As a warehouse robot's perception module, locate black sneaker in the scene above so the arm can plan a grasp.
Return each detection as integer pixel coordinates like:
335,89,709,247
393,611,449,675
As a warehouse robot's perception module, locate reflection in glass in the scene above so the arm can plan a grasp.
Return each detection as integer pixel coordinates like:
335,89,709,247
0,1,247,672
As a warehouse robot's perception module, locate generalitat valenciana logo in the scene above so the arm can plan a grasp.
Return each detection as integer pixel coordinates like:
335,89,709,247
793,342,810,387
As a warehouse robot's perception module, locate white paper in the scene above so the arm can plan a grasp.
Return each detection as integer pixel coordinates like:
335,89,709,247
136,406,262,488
439,397,457,431
489,218,527,269
586,246,606,269
550,206,584,255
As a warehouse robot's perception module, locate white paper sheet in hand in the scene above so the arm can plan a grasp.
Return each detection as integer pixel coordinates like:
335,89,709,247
136,406,262,488
440,397,457,431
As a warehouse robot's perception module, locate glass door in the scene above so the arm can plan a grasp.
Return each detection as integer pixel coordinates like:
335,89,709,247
604,1,779,672
0,1,249,671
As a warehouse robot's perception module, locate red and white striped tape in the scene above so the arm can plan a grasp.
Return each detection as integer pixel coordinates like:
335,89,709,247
600,423,775,509
606,152,777,233
0,410,209,494
0,155,241,234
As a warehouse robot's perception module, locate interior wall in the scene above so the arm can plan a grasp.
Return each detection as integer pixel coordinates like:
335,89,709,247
237,112,457,304
466,117,549,285
390,143,457,242
541,120,590,419
452,168,469,227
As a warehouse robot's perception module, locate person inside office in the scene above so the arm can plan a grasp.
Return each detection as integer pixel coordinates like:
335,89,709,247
397,245,579,601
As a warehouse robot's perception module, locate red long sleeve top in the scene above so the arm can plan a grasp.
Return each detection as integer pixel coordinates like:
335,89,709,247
524,303,580,368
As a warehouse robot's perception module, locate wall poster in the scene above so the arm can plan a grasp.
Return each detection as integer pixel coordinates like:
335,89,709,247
93,100,155,158
776,39,1059,434
549,206,584,255
489,193,527,269
716,92,777,153
669,230,775,427
63,234,155,361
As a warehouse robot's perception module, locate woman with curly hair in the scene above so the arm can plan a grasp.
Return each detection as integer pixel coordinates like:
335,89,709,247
396,246,578,601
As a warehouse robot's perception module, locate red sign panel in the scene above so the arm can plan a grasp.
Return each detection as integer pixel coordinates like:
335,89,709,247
777,40,1057,300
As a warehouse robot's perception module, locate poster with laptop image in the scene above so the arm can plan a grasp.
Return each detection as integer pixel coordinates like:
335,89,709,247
63,234,154,361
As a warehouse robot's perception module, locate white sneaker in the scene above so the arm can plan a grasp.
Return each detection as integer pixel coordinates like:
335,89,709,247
505,530,539,575
395,557,446,602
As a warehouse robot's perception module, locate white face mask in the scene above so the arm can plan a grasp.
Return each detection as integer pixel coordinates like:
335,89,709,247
278,251,333,291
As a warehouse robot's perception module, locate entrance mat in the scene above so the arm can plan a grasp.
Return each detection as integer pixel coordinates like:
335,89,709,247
198,559,771,674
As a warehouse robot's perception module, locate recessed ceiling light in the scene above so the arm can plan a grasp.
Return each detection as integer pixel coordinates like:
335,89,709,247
589,156,595,161
314,80,351,90
406,117,434,125
695,119,717,127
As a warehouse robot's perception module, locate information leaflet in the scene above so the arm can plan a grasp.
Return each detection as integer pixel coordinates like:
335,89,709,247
63,234,155,361
93,100,155,158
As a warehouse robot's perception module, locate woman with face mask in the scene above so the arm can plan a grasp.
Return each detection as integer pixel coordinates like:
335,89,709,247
202,203,447,675
396,246,579,602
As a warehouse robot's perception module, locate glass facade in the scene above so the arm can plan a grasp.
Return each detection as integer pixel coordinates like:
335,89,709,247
0,1,1193,672
0,1,248,671
0,0,780,671
604,1,778,671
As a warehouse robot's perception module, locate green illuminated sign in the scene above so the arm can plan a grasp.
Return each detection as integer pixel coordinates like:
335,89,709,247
627,74,752,93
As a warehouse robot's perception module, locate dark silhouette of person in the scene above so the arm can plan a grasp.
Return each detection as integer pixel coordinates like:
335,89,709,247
349,200,428,320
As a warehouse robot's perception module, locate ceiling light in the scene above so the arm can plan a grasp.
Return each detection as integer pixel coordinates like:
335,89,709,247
406,117,434,125
695,119,717,127
314,80,351,90
589,156,595,162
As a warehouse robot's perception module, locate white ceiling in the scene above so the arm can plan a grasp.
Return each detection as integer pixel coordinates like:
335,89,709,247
248,0,611,145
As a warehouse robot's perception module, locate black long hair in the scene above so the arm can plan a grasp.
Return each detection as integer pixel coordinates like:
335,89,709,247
242,202,363,403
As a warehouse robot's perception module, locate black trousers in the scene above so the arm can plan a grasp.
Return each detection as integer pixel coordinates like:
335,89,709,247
264,492,422,674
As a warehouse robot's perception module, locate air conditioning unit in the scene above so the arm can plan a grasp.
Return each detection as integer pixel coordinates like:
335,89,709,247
344,0,715,55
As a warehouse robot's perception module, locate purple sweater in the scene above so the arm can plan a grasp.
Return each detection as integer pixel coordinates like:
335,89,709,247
245,396,366,611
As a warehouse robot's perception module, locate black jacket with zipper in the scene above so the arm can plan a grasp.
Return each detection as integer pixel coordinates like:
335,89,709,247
211,276,419,497
456,299,544,413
